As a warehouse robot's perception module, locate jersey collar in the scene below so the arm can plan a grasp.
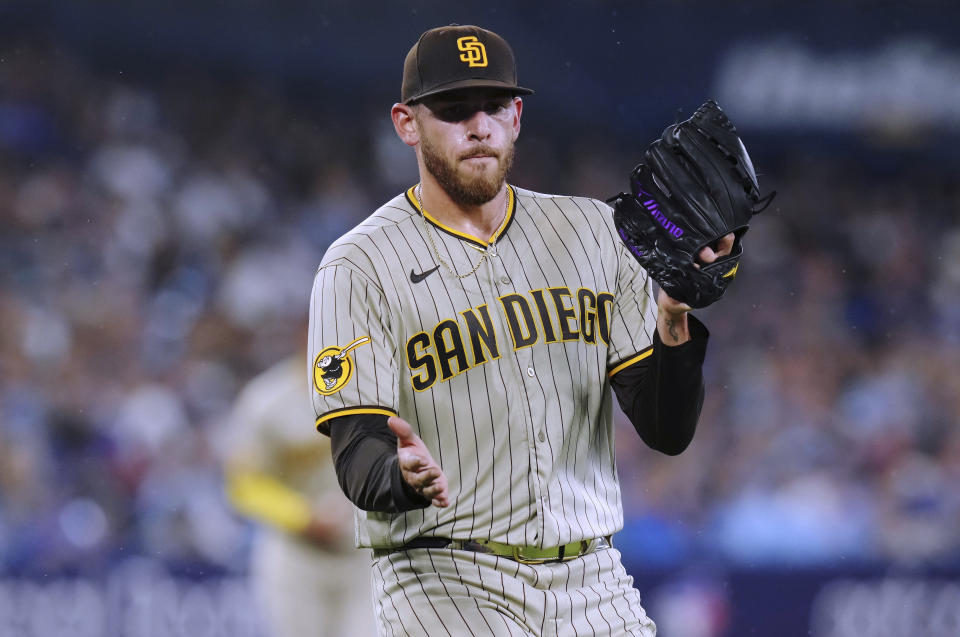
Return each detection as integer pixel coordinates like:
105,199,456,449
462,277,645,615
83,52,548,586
405,184,516,248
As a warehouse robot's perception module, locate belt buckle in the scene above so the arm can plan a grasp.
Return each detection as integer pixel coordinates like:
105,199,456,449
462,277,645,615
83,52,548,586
511,541,588,564
560,540,592,562
560,541,587,562
512,545,551,565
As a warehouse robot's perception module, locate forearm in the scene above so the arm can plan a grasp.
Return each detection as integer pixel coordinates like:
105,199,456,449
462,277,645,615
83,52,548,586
611,315,708,455
226,469,313,533
329,413,431,513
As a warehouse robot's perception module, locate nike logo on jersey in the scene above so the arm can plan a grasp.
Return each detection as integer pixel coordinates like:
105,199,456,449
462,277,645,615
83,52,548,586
410,265,441,283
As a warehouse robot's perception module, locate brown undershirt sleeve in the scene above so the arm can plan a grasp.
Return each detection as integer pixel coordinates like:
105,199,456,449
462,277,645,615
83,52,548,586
610,314,709,455
328,413,431,513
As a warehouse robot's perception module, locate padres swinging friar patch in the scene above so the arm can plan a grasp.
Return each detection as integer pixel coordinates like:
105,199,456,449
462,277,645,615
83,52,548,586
313,336,371,395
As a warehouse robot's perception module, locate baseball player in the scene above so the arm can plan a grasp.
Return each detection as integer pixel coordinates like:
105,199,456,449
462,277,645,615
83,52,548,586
225,351,377,637
309,25,732,636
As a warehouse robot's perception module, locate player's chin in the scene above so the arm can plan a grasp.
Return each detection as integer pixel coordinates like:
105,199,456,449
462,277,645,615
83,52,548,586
458,173,499,193
459,159,497,179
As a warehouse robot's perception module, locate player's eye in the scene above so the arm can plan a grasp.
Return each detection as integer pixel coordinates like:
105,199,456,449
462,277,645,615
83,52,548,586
435,105,473,122
432,100,509,123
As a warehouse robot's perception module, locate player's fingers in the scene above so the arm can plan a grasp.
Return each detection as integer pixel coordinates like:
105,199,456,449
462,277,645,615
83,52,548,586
410,466,438,483
420,467,445,486
715,232,735,258
434,479,450,507
406,469,449,507
401,459,441,484
423,477,450,508
697,244,717,264
698,233,735,264
388,416,416,445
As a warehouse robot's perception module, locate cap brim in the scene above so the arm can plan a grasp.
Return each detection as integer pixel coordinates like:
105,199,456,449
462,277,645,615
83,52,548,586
404,79,535,104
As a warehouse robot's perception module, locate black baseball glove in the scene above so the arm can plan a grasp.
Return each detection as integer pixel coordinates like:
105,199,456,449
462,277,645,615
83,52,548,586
609,100,775,309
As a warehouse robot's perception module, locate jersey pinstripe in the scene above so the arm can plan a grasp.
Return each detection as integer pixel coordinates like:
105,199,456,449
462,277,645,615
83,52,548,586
308,184,656,550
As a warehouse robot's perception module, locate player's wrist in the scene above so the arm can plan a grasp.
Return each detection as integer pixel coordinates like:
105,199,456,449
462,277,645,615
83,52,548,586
656,307,691,346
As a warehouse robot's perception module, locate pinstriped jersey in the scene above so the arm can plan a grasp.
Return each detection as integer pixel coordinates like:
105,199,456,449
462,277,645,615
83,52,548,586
308,185,657,549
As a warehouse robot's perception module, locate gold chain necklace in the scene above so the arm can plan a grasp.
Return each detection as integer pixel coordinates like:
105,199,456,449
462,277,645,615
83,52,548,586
415,184,507,280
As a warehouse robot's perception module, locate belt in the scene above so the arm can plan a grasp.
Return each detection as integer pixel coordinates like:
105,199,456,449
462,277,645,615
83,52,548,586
374,535,612,564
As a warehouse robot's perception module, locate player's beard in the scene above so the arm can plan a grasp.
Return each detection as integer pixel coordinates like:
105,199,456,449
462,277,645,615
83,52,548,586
419,132,514,207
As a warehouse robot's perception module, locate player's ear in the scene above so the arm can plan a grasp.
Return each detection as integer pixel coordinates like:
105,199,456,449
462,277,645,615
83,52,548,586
391,103,419,147
511,97,523,141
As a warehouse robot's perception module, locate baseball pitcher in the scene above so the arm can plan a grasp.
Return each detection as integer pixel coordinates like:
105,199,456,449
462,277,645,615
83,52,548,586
308,24,770,637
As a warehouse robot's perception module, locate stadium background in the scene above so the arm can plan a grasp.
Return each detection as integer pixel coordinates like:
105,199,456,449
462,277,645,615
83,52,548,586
1,1,958,635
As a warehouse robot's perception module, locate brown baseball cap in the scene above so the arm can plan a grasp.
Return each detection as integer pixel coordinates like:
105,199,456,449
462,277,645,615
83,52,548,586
401,24,535,104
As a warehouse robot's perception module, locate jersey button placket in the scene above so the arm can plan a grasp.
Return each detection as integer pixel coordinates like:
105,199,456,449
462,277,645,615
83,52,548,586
487,233,546,536
484,242,508,294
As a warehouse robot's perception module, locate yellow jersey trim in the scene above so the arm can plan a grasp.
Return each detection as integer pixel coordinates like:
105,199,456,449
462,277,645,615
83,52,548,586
405,185,515,248
608,347,654,378
315,407,398,428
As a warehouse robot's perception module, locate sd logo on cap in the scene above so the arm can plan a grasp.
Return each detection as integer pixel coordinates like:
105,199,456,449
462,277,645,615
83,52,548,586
400,25,534,104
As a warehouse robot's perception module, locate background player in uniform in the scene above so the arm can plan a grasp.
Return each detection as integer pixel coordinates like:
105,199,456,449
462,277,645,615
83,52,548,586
224,349,377,637
308,25,736,636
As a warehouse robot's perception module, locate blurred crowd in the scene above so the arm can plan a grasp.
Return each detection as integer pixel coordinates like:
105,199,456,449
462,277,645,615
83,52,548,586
1,44,958,578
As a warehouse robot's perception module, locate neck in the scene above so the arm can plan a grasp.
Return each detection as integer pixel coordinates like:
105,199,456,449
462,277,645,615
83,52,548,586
417,177,509,243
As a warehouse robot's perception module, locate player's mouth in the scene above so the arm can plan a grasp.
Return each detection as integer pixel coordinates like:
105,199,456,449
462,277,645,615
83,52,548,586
460,147,499,162
461,154,498,172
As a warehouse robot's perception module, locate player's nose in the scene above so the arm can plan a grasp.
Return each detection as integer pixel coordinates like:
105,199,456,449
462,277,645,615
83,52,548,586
465,110,493,140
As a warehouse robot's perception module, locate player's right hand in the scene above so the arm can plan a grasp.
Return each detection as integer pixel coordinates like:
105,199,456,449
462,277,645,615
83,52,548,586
388,416,450,508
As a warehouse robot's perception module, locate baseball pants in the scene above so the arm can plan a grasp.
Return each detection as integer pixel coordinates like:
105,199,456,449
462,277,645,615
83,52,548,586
252,532,378,637
371,545,656,636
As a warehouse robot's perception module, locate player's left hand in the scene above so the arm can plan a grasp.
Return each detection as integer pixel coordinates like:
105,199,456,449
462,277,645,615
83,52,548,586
388,416,451,508
613,99,775,309
657,232,734,345
658,232,735,315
